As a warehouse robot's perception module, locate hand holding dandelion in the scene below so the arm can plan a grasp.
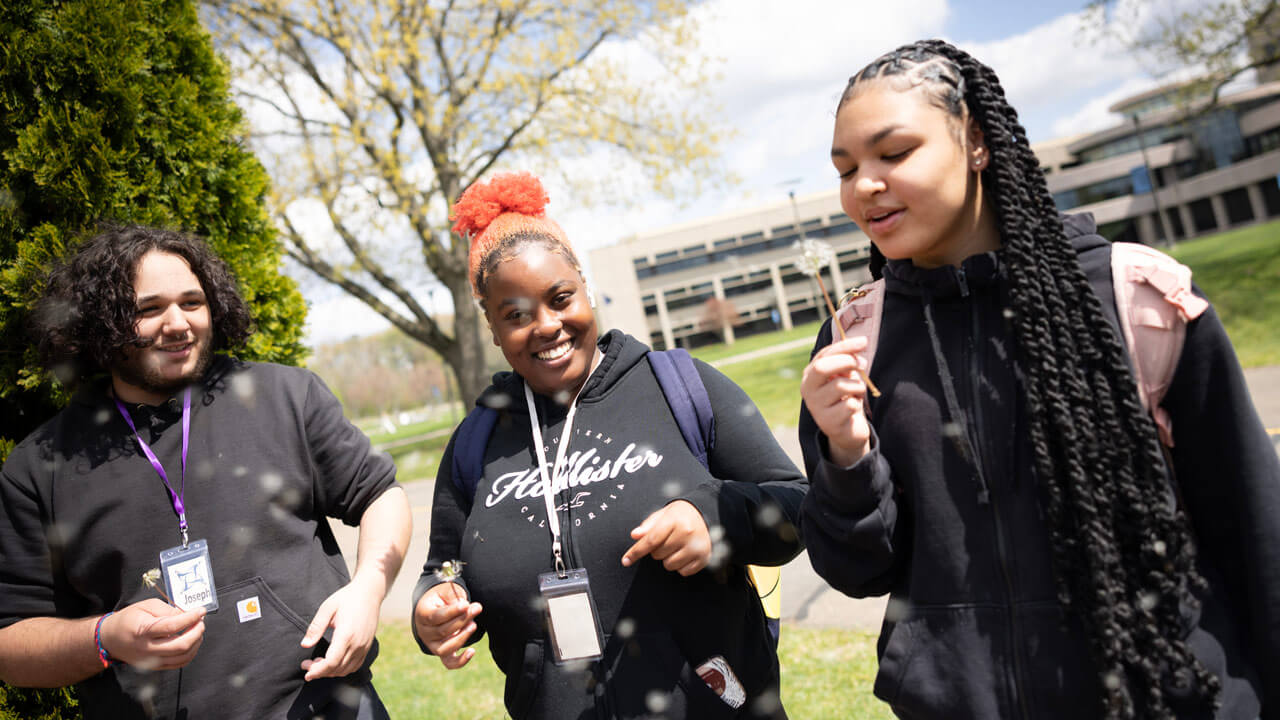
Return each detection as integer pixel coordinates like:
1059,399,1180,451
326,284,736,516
793,239,880,397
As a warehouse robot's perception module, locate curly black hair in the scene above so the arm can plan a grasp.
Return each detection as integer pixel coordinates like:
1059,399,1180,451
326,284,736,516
841,40,1217,718
32,224,253,385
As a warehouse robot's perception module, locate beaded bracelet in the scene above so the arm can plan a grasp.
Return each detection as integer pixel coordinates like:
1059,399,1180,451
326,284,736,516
94,612,116,668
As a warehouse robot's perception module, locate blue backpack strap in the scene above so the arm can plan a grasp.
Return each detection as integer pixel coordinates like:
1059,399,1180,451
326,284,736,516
451,405,500,505
647,349,715,469
649,348,780,644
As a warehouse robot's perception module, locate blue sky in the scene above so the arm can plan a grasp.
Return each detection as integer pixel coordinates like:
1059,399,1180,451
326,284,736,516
298,0,1174,343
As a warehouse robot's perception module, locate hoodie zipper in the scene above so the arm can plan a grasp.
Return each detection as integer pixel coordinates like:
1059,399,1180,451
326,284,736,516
958,267,1032,720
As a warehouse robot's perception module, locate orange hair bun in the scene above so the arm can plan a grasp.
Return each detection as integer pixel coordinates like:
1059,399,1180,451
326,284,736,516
452,171,572,297
450,171,550,238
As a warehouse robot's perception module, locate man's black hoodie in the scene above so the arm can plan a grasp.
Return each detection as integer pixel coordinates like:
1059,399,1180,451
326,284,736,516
799,213,1280,719
415,330,807,719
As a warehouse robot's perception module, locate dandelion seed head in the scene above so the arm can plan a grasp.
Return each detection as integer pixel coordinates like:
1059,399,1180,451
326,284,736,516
259,472,284,494
483,393,512,410
229,525,254,547
884,597,912,622
793,238,835,278
752,689,782,714
231,374,255,404
335,684,363,709
755,505,782,529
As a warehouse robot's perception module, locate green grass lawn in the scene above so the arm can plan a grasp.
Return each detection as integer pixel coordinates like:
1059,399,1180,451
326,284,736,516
373,622,890,720
709,343,814,431
689,320,823,364
1170,219,1280,368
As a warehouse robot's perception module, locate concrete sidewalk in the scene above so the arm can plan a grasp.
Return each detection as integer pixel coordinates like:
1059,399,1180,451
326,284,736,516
337,364,1280,631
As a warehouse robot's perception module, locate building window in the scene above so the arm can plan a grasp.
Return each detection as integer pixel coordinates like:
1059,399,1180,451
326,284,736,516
1165,208,1186,239
1246,126,1280,157
1223,187,1255,225
1260,179,1280,217
1189,198,1218,233
1053,173,1137,211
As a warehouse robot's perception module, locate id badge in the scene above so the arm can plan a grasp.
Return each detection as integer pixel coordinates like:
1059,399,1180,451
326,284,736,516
537,568,603,663
159,539,219,612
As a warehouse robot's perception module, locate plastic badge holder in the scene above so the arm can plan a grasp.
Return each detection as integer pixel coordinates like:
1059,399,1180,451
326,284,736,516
537,568,603,663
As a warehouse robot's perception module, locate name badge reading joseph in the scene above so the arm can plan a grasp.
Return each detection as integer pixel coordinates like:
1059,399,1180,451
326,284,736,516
537,568,603,663
159,539,219,612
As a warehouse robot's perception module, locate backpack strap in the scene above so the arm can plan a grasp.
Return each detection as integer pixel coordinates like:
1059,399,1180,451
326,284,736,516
1110,242,1208,448
451,404,500,506
647,348,781,644
834,278,886,377
647,349,715,470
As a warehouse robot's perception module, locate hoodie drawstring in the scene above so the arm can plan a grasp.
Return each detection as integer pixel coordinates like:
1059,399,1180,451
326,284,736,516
921,286,991,505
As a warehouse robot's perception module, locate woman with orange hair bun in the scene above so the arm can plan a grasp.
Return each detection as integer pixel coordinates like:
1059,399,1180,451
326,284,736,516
410,172,806,719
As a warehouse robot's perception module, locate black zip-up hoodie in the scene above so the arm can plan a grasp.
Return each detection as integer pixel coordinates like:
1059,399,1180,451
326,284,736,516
414,330,807,720
799,214,1280,719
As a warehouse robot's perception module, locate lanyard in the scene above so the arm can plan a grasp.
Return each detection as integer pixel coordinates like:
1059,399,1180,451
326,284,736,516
115,388,192,548
525,355,598,577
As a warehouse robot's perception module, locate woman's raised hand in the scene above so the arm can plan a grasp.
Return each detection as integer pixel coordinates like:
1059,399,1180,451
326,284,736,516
800,335,873,467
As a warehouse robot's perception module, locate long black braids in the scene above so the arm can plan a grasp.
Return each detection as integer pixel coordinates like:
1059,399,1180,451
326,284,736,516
842,40,1218,718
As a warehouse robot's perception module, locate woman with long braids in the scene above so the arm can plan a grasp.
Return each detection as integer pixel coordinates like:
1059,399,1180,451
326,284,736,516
798,39,1280,719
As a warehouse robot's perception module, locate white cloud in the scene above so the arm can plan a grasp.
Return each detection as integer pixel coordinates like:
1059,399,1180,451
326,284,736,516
960,11,1148,141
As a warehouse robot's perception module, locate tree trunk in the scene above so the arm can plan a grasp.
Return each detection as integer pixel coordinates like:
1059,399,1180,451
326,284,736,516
449,277,492,407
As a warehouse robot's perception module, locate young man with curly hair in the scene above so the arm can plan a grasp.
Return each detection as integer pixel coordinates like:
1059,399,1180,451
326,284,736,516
0,226,411,720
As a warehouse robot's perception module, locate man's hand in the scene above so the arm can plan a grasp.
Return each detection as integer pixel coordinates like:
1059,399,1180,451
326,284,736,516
100,598,206,671
412,582,482,670
621,500,712,576
299,578,382,681
800,335,873,467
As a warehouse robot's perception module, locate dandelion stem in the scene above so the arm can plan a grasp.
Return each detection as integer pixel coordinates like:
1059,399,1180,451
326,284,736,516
815,273,880,398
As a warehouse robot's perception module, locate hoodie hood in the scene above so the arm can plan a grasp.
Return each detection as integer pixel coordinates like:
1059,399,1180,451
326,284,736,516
1060,211,1110,255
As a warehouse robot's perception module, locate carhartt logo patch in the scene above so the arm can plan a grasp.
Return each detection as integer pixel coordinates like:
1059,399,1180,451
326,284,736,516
237,596,262,623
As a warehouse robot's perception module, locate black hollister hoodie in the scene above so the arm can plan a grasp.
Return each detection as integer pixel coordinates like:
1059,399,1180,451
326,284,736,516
799,213,1280,719
414,330,807,720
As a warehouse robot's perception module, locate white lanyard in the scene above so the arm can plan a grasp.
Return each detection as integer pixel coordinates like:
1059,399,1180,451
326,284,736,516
525,353,598,577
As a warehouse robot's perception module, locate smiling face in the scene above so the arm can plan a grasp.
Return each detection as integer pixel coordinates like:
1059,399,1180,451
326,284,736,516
482,242,598,399
832,79,999,269
111,250,213,405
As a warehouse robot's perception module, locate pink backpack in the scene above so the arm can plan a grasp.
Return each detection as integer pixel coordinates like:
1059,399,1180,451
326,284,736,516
834,243,1209,447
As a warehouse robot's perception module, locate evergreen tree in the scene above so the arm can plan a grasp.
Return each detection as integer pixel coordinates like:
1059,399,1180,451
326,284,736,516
0,0,307,712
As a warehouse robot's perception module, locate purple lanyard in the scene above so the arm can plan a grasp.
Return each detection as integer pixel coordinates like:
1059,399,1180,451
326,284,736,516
115,388,191,547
